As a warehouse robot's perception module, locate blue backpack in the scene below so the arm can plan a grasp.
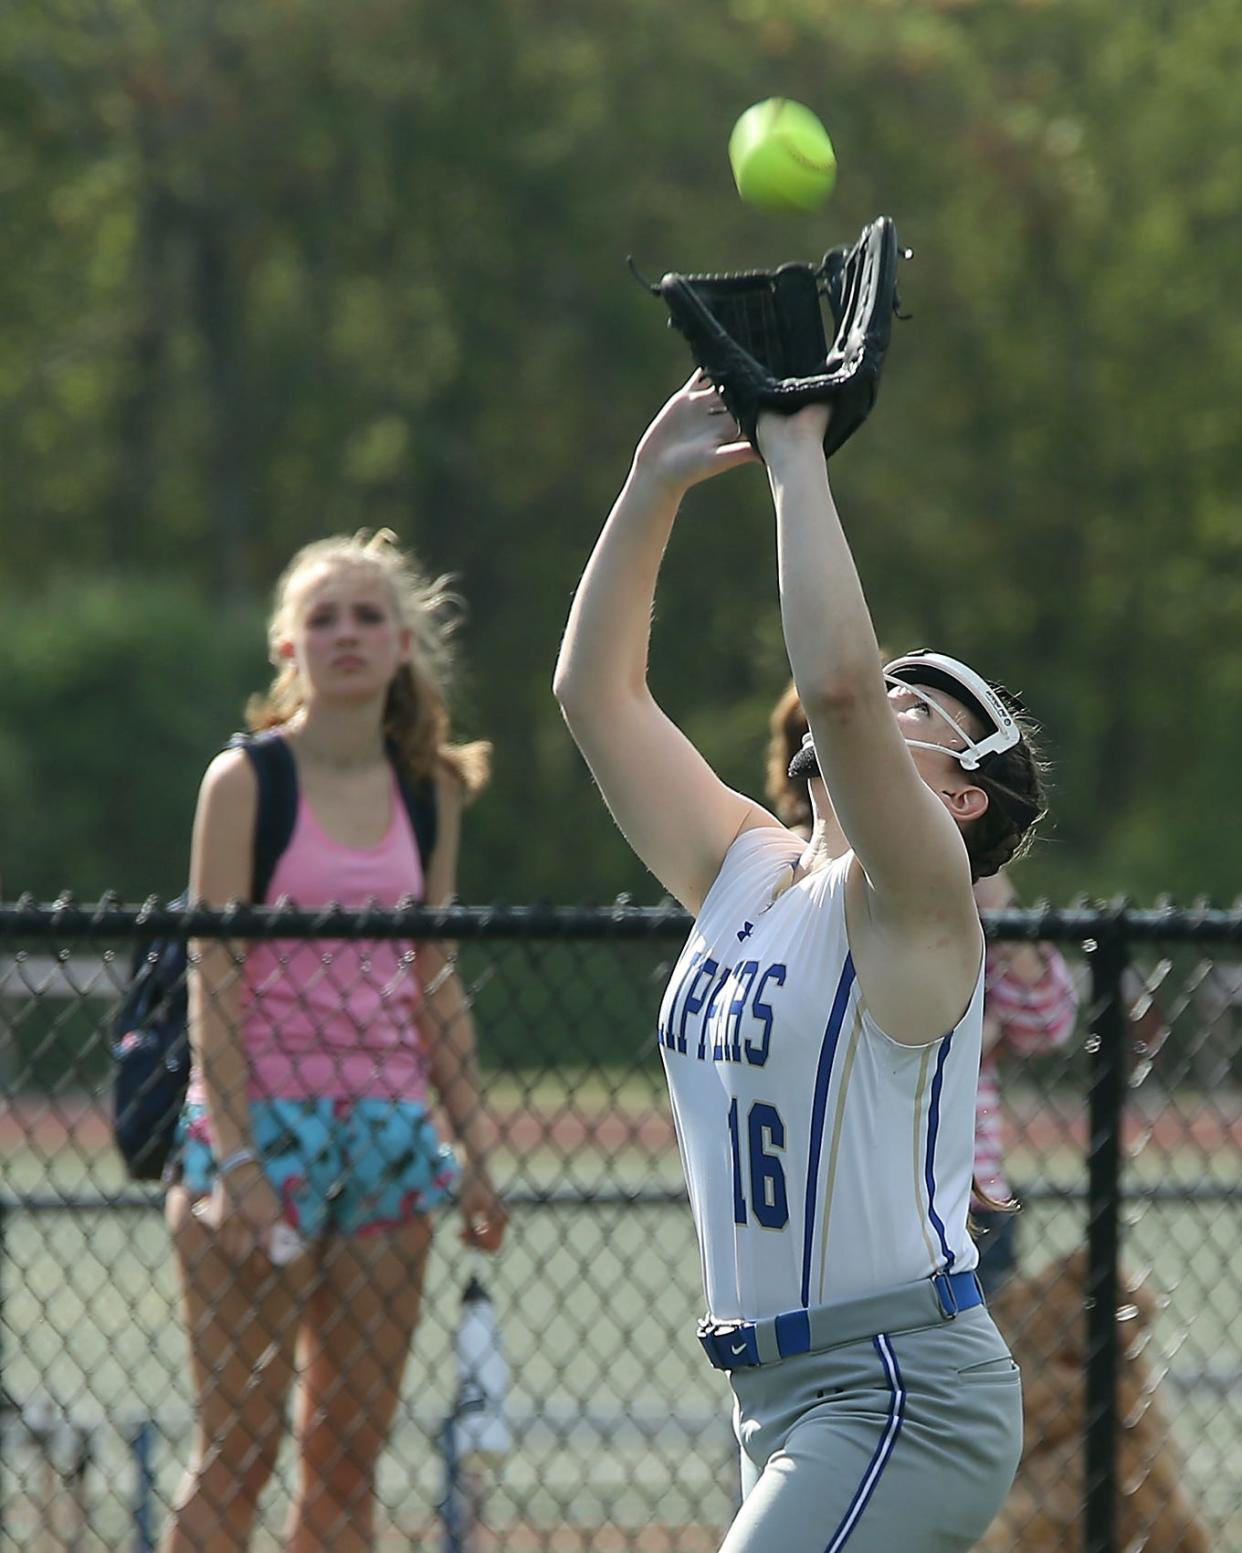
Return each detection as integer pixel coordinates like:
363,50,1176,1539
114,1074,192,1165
111,731,437,1181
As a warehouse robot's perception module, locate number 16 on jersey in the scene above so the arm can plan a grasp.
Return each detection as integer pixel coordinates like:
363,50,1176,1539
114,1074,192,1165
728,1099,789,1228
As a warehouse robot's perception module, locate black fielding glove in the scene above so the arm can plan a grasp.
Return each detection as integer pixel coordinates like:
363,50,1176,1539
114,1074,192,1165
653,216,905,459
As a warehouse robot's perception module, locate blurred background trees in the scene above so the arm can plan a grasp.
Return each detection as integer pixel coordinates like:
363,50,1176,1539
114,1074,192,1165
2,0,1240,904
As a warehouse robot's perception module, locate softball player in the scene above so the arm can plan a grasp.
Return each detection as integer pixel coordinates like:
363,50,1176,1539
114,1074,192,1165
555,375,1043,1552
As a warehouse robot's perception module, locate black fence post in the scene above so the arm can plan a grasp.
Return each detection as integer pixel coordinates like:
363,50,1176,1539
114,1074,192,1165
1083,915,1129,1553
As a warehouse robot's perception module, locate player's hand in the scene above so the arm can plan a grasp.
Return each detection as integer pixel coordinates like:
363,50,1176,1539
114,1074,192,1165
193,1162,287,1265
634,372,758,494
458,1159,508,1253
755,403,832,459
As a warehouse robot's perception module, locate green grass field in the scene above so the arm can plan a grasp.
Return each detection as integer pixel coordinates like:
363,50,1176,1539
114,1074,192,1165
2,1078,1240,1551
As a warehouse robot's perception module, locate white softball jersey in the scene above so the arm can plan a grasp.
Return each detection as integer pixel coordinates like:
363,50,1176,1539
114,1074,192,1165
657,825,983,1323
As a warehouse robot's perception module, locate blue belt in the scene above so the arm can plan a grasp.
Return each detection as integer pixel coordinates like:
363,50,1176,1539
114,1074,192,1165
697,1270,985,1372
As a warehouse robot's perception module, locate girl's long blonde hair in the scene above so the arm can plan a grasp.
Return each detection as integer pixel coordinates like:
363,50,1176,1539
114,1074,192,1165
246,529,491,799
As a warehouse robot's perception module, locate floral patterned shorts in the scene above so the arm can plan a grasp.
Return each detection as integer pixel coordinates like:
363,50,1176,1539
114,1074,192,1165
174,1098,460,1238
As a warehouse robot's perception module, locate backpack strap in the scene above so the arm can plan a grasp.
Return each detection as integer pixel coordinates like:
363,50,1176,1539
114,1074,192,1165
226,731,299,904
387,741,439,880
226,730,438,902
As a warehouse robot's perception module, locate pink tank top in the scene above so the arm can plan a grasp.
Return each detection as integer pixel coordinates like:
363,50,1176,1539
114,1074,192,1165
188,769,431,1104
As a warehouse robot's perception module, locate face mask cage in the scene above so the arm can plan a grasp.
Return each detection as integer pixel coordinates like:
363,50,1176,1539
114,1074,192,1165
882,652,1022,773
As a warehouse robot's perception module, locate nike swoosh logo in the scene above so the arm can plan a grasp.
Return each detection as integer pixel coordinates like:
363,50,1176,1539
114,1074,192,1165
730,1342,748,1356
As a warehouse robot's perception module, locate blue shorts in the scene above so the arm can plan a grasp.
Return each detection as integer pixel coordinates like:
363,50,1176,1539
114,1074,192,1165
175,1098,460,1239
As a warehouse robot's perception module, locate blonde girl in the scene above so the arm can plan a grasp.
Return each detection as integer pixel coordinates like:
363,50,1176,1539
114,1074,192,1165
162,531,506,1553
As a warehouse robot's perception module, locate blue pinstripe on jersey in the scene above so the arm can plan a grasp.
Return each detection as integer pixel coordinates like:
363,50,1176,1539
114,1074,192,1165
923,1033,956,1271
800,955,857,1308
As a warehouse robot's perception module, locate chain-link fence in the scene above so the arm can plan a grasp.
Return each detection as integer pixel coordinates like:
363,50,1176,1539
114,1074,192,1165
1,898,1240,1553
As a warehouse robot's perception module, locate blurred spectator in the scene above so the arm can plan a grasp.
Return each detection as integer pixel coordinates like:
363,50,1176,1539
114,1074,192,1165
970,869,1077,1294
161,530,506,1553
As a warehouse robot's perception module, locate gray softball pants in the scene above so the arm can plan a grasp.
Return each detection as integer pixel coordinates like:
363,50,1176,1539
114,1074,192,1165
720,1300,1022,1552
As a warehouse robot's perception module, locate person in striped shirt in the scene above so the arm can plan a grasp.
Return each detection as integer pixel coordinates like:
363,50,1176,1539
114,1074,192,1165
970,867,1078,1293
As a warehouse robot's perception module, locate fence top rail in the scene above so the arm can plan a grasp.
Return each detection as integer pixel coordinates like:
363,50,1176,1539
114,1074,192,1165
2,897,1242,943
1,1179,1236,1216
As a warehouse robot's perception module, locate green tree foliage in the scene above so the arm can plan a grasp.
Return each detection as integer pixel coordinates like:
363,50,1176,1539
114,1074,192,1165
1,0,1240,903
0,576,265,898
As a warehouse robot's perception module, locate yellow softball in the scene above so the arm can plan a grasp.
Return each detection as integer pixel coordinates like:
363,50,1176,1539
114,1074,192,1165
728,98,837,214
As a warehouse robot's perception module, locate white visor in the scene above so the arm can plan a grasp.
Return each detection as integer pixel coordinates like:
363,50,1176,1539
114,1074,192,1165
882,651,1021,772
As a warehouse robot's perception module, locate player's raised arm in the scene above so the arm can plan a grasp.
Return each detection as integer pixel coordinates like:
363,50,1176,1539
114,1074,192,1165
591,188,1041,1553
758,403,1046,1042
553,374,776,913
760,405,978,925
